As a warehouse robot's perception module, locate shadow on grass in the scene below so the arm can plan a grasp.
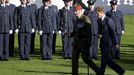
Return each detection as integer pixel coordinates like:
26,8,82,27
121,44,134,48
17,70,93,75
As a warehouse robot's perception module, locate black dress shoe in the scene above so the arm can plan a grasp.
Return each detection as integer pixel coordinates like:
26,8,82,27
0,59,4,61
46,58,52,60
4,58,9,61
68,57,72,59
24,58,29,60
20,58,25,60
41,58,46,60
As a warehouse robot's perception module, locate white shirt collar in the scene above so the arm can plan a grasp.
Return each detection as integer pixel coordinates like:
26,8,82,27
102,15,106,21
112,9,117,12
65,6,70,10
27,3,32,6
44,6,49,9
6,3,10,6
21,4,26,7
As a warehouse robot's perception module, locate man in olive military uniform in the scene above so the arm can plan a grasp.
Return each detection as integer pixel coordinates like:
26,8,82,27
75,0,99,59
72,3,99,75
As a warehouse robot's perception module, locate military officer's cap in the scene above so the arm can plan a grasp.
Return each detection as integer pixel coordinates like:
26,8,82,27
63,0,72,2
110,0,118,5
87,0,96,5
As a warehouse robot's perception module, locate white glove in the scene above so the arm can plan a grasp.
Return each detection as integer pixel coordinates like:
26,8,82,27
15,29,19,34
58,31,62,35
9,30,13,34
53,31,55,34
122,31,124,34
31,29,35,33
39,30,43,35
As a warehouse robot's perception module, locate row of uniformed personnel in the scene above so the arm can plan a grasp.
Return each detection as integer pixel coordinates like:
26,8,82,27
0,0,124,61
0,0,56,61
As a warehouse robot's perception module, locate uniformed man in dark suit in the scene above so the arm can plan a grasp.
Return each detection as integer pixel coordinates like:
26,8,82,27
37,0,54,60
14,0,35,60
49,0,58,54
72,3,99,75
6,0,16,57
27,0,37,54
0,0,14,61
96,6,125,75
75,0,98,59
58,0,75,59
106,0,124,59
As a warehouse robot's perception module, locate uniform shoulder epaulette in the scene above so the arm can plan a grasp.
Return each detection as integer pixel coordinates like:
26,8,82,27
81,15,91,24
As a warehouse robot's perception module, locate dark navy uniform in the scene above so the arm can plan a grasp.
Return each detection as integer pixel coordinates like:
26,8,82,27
37,6,54,60
6,3,16,56
27,3,37,54
72,15,99,75
49,5,58,54
0,4,13,61
98,16,125,75
78,0,98,59
58,6,75,59
14,5,35,60
106,0,124,59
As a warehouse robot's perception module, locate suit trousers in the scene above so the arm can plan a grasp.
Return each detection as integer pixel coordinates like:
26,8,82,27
0,33,9,59
100,46,124,75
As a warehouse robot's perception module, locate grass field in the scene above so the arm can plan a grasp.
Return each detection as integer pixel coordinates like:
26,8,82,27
0,15,134,75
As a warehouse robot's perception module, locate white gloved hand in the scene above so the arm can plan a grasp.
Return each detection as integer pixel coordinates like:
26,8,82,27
39,30,43,35
53,31,55,34
9,30,13,34
31,29,35,33
15,29,19,34
58,31,62,35
122,31,124,34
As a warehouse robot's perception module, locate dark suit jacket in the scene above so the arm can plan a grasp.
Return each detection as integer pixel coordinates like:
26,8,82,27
98,16,118,48
106,10,124,34
0,5,13,33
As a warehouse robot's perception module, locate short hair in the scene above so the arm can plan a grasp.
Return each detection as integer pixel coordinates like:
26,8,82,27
95,6,104,13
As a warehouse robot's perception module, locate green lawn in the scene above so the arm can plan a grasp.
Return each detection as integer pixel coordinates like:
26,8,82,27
0,15,134,75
